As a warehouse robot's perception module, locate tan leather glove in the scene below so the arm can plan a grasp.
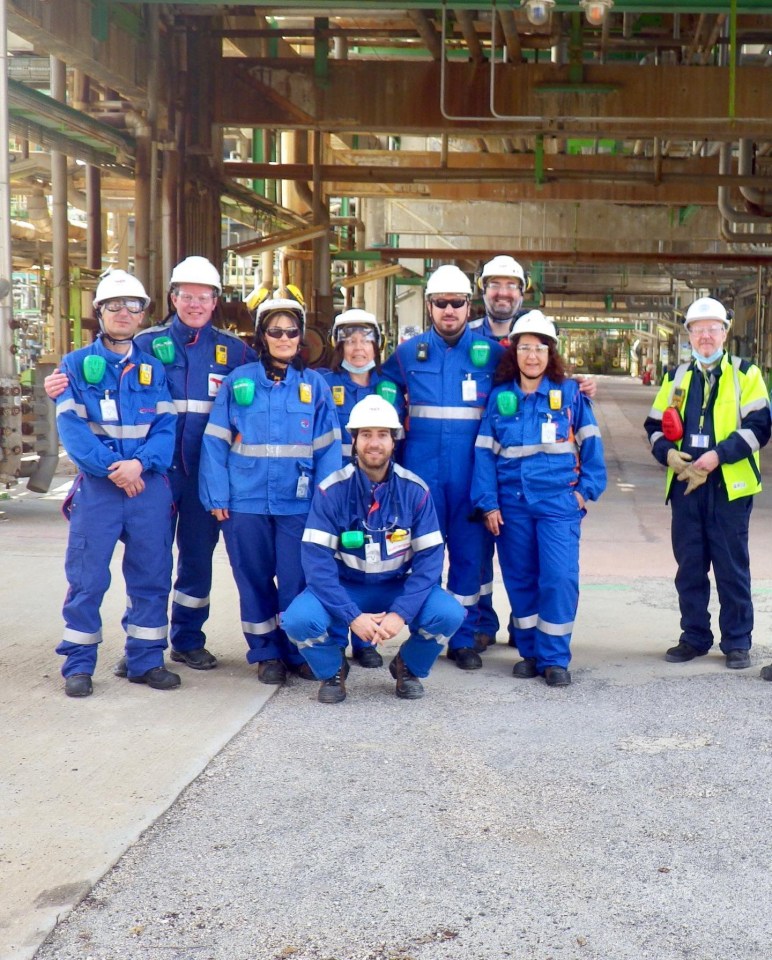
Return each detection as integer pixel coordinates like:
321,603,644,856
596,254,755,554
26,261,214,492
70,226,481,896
679,464,709,495
667,448,693,473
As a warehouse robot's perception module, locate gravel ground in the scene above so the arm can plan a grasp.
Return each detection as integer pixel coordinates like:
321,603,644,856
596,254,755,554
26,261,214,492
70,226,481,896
34,637,772,960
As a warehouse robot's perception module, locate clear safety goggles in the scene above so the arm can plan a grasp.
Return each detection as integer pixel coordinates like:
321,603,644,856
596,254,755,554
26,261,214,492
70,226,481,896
175,292,217,305
101,298,145,315
335,325,377,344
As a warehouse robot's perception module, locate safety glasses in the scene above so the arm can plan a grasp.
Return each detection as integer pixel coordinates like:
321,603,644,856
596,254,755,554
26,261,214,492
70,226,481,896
336,325,377,343
264,327,301,339
101,298,145,315
430,298,467,310
516,344,549,354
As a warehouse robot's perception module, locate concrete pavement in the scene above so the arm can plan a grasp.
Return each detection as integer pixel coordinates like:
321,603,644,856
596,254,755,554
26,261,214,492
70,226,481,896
2,376,772,960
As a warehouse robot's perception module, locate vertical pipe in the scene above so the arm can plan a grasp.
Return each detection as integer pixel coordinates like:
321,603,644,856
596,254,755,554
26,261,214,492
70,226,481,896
86,165,102,273
50,57,69,357
0,0,15,377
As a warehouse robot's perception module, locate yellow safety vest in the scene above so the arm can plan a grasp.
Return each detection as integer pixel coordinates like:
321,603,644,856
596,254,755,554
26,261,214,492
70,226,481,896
651,353,767,501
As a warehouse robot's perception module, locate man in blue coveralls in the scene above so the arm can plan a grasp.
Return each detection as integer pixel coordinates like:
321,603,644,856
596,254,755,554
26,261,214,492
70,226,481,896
381,264,503,671
47,256,256,672
54,270,178,697
282,395,465,703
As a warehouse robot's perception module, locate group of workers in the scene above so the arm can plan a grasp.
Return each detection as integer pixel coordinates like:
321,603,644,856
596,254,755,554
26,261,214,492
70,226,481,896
46,252,772,702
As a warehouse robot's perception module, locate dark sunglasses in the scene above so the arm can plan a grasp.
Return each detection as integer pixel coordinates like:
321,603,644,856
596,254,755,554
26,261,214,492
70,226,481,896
264,327,301,339
431,298,467,310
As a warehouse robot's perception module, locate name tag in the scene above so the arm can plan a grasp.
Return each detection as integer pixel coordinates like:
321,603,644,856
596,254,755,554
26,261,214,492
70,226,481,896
296,475,310,498
365,541,381,565
208,373,224,397
385,528,411,556
462,378,477,402
690,434,710,448
541,421,557,444
100,398,119,421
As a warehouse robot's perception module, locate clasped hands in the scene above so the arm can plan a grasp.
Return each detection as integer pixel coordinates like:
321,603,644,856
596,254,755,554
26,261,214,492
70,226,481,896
349,611,405,645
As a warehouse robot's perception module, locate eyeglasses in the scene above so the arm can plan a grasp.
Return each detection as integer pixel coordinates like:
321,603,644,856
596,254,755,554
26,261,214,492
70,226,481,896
101,298,145,315
516,344,549,354
264,327,301,339
175,293,217,305
336,326,377,344
689,324,724,336
430,298,468,310
487,281,522,293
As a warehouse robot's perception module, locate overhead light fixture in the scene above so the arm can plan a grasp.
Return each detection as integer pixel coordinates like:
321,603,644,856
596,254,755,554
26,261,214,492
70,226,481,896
521,0,555,28
580,0,614,27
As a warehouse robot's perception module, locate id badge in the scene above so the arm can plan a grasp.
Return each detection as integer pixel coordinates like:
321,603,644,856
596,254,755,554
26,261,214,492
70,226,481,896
208,372,224,397
100,398,119,421
365,541,381,565
691,434,710,449
215,344,228,366
462,377,477,402
296,475,310,498
541,421,557,444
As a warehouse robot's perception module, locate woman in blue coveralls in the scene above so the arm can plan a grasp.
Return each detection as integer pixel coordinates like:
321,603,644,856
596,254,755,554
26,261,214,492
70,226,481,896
471,310,606,687
199,298,342,685
319,309,404,668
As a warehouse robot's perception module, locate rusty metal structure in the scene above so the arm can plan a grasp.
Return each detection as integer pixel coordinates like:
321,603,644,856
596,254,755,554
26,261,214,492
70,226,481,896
2,1,772,485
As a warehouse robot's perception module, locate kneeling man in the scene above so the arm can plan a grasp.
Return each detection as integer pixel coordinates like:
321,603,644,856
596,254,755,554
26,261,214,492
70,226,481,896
283,396,465,703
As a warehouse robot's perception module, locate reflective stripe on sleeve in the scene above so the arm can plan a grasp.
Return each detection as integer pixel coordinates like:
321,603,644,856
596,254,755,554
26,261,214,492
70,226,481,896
204,423,233,443
411,531,444,552
313,428,340,450
575,424,601,444
90,423,151,440
56,399,87,418
302,528,339,549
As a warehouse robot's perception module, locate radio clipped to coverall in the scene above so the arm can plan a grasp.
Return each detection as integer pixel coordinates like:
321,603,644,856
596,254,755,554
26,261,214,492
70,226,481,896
662,386,686,442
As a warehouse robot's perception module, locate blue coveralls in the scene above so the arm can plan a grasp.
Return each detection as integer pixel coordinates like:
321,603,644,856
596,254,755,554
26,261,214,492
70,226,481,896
54,339,177,679
136,317,256,654
382,326,503,651
468,310,523,641
643,356,772,653
318,366,405,659
199,362,342,667
472,378,606,672
282,462,466,680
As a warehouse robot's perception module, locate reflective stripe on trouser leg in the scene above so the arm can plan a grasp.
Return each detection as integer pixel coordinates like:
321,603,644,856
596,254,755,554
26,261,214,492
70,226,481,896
282,588,345,680
442,486,485,650
222,512,307,665
120,473,174,676
497,503,539,662
170,468,220,652
401,585,466,677
476,529,501,636
532,494,580,670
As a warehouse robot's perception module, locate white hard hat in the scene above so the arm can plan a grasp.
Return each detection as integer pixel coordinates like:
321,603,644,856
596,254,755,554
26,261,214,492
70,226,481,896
480,255,526,286
169,256,222,294
93,269,150,309
511,309,558,344
255,297,306,334
425,264,472,297
684,297,730,329
332,309,382,347
346,395,401,432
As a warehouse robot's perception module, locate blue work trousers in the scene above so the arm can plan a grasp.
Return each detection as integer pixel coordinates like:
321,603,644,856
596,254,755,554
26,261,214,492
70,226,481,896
283,582,465,680
221,512,306,666
430,479,484,650
56,473,173,678
670,481,753,653
168,466,220,653
497,491,582,671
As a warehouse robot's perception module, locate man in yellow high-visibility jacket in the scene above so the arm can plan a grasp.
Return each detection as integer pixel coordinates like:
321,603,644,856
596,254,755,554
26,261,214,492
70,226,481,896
644,297,771,672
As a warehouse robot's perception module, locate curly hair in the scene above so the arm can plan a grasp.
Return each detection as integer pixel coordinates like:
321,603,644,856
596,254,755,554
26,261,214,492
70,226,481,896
494,334,567,386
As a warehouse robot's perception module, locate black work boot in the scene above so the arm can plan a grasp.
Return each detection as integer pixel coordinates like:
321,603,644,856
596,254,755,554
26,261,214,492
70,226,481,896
257,659,287,685
129,666,181,690
170,647,218,670
65,674,93,698
318,651,350,704
389,652,425,700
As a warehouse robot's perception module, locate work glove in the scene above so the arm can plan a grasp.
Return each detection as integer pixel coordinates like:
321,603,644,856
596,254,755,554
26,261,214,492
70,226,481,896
666,448,693,473
678,464,709,496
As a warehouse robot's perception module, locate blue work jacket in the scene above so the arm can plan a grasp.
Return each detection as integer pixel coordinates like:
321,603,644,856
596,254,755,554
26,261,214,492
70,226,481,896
472,377,606,509
199,362,342,515
319,367,405,461
136,316,256,475
55,338,176,477
301,462,445,625
381,325,503,484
